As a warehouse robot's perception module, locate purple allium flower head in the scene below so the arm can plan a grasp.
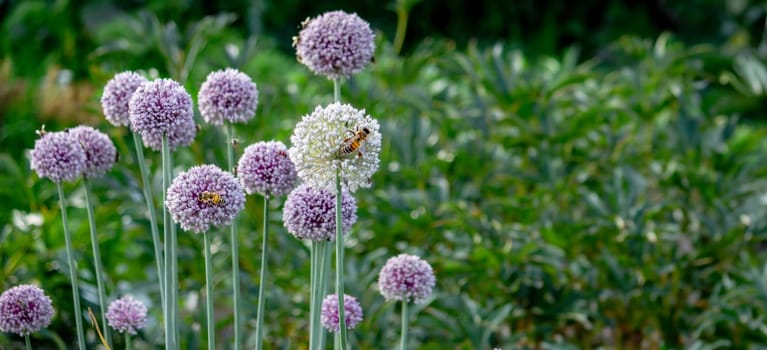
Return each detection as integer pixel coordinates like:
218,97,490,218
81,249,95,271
105,296,147,335
101,71,148,127
378,254,436,303
237,141,297,196
294,10,375,79
128,78,194,139
166,164,246,233
198,68,259,125
139,112,197,151
283,184,356,241
0,284,54,336
31,131,86,183
320,294,363,333
289,103,381,194
67,126,116,179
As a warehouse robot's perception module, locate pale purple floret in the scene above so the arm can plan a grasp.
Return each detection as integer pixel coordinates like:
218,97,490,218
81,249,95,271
237,141,297,196
106,296,147,335
31,131,86,183
0,284,54,336
294,10,376,79
283,184,357,241
198,68,259,125
321,294,363,332
128,78,194,139
68,125,116,179
378,254,436,303
139,112,197,151
101,71,148,127
166,164,246,233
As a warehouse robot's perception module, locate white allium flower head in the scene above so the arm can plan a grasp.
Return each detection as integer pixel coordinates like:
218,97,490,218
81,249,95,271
289,102,381,193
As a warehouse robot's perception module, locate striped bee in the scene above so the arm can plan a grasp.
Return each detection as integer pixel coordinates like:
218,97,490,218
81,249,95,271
337,125,370,159
199,191,225,205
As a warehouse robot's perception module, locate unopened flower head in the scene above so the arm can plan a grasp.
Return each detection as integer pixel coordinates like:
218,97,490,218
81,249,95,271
0,284,54,336
140,113,197,151
166,164,246,233
321,294,363,333
106,296,147,335
128,78,193,139
237,141,297,196
294,10,375,79
378,254,436,303
68,126,116,178
31,130,86,183
101,71,148,127
198,68,259,125
289,103,380,193
283,184,357,241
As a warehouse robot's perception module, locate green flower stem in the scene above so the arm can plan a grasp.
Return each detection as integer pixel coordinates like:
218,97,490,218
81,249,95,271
161,134,176,349
171,158,180,346
83,178,112,348
318,242,331,350
254,194,269,350
309,241,319,350
335,167,348,350
227,123,242,350
204,232,215,350
333,78,340,103
56,182,86,350
392,5,409,56
132,131,164,308
25,335,31,350
125,333,131,350
400,301,409,350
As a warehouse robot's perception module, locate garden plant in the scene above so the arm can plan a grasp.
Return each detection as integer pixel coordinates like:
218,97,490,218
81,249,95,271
2,1,767,349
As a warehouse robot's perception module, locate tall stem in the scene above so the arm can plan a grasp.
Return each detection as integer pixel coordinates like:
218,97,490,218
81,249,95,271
254,194,269,350
400,301,409,350
335,167,348,349
204,232,215,350
125,333,131,350
392,6,409,55
318,242,331,350
83,179,112,348
25,335,31,350
162,134,175,349
333,78,340,103
227,123,242,350
56,182,86,350
132,132,164,308
309,241,319,350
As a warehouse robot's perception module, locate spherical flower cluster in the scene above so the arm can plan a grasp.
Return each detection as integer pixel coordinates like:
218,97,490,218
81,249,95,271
105,296,147,335
294,10,375,79
198,68,259,125
67,126,116,179
128,78,194,146
139,113,197,151
31,131,86,183
0,284,54,336
378,254,436,303
237,141,297,196
320,294,363,333
283,184,357,241
101,71,148,127
166,164,245,233
289,103,381,193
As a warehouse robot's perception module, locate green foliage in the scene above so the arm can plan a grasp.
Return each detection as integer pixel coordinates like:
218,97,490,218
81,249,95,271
2,3,767,350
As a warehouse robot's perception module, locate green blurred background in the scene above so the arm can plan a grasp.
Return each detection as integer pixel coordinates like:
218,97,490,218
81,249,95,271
3,0,767,349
